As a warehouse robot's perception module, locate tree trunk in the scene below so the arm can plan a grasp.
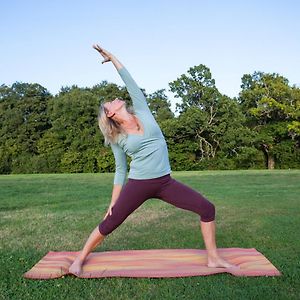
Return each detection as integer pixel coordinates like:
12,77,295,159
268,155,275,169
262,143,275,169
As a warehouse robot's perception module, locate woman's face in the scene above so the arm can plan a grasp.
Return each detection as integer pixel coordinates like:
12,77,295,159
104,98,125,118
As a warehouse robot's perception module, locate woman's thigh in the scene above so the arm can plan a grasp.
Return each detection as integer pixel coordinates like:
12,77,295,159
98,179,156,235
156,177,215,222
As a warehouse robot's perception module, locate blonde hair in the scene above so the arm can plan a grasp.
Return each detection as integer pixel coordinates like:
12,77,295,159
98,101,135,145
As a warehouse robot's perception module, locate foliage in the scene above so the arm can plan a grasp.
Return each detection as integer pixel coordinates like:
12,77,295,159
0,65,299,174
0,82,52,173
239,71,300,169
147,89,174,123
168,65,264,170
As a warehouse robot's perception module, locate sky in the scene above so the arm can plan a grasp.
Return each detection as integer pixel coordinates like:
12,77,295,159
1,0,299,111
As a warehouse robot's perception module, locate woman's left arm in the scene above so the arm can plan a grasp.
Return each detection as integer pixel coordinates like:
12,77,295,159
93,44,151,114
117,67,151,114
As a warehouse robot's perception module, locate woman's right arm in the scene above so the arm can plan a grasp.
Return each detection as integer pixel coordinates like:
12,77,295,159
103,183,122,220
111,142,127,186
103,143,127,220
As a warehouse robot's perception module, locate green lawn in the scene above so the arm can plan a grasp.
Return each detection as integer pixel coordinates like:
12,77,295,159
0,170,299,300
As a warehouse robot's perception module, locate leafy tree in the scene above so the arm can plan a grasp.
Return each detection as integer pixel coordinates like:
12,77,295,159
147,89,174,123
0,82,52,173
0,65,298,174
90,81,131,105
167,65,256,169
37,81,131,173
41,86,102,173
169,64,218,113
239,72,300,169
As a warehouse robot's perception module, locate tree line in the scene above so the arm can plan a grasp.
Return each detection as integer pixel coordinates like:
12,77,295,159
0,64,299,174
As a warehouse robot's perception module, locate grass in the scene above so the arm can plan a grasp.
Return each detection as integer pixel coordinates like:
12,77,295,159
0,170,299,300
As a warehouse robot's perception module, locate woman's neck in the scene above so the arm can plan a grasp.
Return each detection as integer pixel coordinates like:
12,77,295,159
115,112,134,125
113,108,142,134
115,113,141,133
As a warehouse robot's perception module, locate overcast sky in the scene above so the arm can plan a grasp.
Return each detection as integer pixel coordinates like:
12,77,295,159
1,0,299,111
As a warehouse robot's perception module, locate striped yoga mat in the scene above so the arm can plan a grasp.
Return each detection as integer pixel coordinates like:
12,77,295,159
23,248,281,279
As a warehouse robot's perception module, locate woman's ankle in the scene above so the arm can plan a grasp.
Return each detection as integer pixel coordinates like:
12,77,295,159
75,251,86,262
206,249,219,259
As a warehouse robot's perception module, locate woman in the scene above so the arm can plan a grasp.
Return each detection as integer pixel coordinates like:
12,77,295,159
69,44,237,275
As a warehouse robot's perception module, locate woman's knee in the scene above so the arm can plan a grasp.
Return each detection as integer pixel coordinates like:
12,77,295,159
98,210,127,236
200,201,215,222
97,222,106,236
98,221,112,236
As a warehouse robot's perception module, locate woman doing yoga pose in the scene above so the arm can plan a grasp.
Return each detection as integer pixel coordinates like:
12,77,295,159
69,44,237,275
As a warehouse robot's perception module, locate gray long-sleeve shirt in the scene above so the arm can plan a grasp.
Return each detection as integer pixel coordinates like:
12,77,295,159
111,67,172,185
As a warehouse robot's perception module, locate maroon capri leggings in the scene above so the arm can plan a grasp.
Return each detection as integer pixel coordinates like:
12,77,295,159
98,174,215,236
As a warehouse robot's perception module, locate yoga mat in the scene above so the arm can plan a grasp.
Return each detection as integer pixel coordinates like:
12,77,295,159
23,248,281,279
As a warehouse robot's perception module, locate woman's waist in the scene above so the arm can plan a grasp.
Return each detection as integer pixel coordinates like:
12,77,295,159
128,171,171,183
128,156,171,180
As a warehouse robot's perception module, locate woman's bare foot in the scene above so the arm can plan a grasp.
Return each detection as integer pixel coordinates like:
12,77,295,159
69,257,84,276
207,255,239,269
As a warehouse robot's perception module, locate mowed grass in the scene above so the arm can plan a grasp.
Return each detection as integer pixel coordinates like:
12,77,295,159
0,170,299,300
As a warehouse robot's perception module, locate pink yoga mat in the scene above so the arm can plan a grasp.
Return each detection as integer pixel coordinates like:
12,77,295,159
23,248,281,279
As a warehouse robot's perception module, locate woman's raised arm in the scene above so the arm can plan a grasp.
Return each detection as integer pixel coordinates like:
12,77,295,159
93,43,151,114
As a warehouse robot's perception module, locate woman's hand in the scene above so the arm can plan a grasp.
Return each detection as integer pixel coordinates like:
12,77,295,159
93,44,114,64
92,44,123,70
103,202,114,220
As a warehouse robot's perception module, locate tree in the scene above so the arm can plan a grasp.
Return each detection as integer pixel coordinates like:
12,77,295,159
167,65,256,169
147,89,174,123
239,72,300,169
169,64,218,113
41,86,102,173
37,81,131,173
90,81,131,104
0,82,52,173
